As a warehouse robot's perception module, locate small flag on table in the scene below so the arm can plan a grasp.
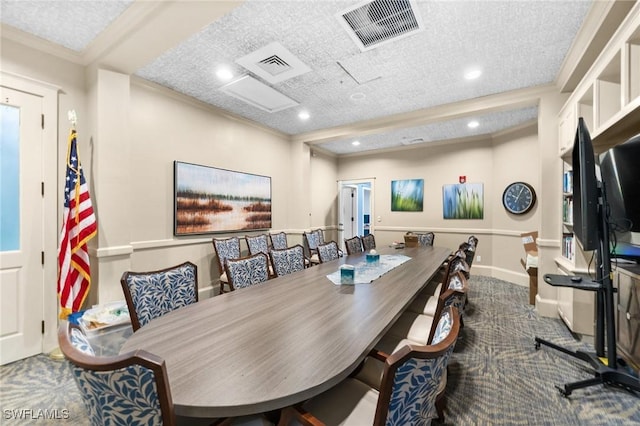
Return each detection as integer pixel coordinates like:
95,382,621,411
57,129,97,320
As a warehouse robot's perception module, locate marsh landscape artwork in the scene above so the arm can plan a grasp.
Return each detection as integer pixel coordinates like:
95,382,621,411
174,161,271,235
391,179,424,212
442,183,484,219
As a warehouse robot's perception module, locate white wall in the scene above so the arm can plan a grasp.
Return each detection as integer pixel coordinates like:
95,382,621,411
336,123,540,285
2,35,551,308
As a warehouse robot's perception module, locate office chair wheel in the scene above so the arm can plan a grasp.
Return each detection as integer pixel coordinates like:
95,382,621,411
534,341,541,350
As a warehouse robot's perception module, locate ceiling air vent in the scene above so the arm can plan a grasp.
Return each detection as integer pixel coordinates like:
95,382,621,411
337,0,423,51
236,42,311,84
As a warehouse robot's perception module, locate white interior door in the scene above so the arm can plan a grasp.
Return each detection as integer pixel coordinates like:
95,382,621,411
340,186,357,245
1,87,45,365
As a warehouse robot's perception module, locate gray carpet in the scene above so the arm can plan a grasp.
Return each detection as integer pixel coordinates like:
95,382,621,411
0,275,638,425
441,275,640,425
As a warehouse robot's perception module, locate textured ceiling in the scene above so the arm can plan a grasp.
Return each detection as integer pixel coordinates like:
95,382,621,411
0,0,593,155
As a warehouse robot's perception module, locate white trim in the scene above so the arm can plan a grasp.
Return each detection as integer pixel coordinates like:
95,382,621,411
2,71,60,355
94,245,134,258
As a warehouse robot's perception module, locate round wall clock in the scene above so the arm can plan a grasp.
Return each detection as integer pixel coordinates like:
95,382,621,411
502,182,536,215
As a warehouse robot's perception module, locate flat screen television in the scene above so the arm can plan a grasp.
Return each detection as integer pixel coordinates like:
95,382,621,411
599,133,640,262
572,117,599,251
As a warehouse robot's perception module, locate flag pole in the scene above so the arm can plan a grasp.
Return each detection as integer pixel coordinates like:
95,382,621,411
49,110,79,361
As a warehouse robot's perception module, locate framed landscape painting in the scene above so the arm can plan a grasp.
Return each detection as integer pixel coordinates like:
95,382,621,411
442,183,484,219
391,179,424,212
174,161,272,235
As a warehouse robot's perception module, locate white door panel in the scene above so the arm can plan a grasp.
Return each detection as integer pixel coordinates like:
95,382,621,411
0,87,44,365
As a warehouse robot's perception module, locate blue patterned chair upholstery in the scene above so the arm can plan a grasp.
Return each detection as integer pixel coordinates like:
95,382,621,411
269,232,288,250
270,245,305,277
417,231,435,246
225,253,270,290
445,271,469,314
303,231,322,265
121,261,198,331
344,236,363,255
58,323,176,426
279,307,460,426
448,251,470,280
246,234,269,255
459,235,479,267
361,234,376,251
317,241,340,263
212,237,241,293
312,228,325,245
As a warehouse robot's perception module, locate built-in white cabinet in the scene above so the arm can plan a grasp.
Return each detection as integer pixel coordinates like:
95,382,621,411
555,3,640,335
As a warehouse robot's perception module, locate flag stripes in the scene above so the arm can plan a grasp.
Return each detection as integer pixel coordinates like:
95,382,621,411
57,129,97,319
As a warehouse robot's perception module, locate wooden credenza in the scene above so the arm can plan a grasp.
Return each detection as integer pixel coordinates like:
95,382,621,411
615,264,640,369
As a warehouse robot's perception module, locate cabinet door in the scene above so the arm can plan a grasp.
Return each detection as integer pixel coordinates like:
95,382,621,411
616,272,640,364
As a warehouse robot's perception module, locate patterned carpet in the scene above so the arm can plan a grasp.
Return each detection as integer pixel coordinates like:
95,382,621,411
0,275,638,425
440,275,640,426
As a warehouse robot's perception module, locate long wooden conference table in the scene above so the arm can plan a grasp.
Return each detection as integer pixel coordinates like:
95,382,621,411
120,244,451,418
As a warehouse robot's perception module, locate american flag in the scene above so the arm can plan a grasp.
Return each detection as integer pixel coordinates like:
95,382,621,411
57,129,97,319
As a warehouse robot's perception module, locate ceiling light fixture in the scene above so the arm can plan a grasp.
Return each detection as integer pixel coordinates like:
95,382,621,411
352,140,361,146
298,111,310,120
216,68,233,81
464,69,482,80
350,92,366,101
468,120,480,129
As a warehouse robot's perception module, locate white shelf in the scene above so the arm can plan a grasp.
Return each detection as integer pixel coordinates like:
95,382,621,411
553,4,640,335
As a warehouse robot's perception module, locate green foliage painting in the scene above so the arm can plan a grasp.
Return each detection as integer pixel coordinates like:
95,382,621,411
391,179,424,212
443,183,484,219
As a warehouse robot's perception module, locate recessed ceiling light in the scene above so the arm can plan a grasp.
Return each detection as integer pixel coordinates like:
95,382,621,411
468,120,479,129
350,92,366,101
464,69,482,80
216,67,233,81
298,111,310,120
352,140,361,146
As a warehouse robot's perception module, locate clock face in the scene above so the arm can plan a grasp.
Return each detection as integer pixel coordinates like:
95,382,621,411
502,182,536,215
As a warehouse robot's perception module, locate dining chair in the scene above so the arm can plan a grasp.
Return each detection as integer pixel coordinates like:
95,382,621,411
270,244,305,277
121,261,198,331
361,234,376,251
461,235,479,267
58,322,177,425
212,236,241,293
246,234,270,256
417,231,435,246
312,228,325,245
302,231,322,265
406,271,469,317
269,232,288,250
225,252,270,290
317,241,340,263
278,306,460,426
344,236,363,255
382,284,462,347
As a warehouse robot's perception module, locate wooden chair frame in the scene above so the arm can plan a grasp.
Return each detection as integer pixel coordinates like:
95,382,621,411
224,252,270,291
269,232,288,250
361,234,376,251
279,307,461,426
246,234,270,256
269,244,306,277
344,236,364,255
58,323,176,426
317,241,340,263
121,261,198,331
212,236,241,293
